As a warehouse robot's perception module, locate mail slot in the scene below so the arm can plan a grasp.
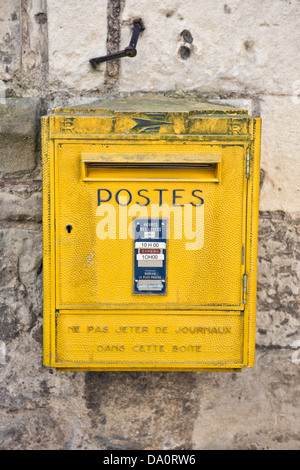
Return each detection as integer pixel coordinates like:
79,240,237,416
42,96,261,371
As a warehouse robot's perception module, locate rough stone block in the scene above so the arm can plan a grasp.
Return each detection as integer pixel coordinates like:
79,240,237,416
256,211,300,347
259,95,300,212
192,348,300,449
47,0,108,93
0,1,20,81
119,0,300,95
0,330,86,449
0,98,40,175
0,191,42,222
0,228,42,288
0,98,40,138
19,0,48,91
0,1,19,22
0,228,42,341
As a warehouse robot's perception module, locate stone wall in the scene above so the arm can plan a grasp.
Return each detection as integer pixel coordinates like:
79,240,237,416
0,0,299,450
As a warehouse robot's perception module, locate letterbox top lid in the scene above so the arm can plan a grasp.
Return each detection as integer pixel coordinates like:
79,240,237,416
54,94,250,116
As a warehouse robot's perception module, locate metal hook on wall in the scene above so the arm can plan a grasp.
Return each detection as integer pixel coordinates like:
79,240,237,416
89,19,145,69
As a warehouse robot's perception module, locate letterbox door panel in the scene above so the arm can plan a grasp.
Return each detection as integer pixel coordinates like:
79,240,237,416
55,141,247,309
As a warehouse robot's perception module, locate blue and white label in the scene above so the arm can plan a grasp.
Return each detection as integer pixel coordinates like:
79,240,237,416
134,219,167,295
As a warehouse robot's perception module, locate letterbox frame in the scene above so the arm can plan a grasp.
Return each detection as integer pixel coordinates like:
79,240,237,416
42,96,261,372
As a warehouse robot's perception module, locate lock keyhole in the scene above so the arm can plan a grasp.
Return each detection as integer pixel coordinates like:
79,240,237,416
66,225,73,234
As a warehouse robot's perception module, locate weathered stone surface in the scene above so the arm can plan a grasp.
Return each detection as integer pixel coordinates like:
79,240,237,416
259,95,300,212
256,211,300,347
0,98,40,139
0,229,42,340
119,0,300,95
0,346,299,450
0,1,48,94
1,229,42,287
47,0,108,94
192,348,300,450
0,333,88,450
20,0,49,92
0,135,36,175
0,98,41,175
83,371,199,449
0,1,20,21
0,1,21,83
0,191,42,222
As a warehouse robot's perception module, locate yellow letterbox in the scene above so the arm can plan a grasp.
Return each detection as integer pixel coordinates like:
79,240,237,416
42,95,260,371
